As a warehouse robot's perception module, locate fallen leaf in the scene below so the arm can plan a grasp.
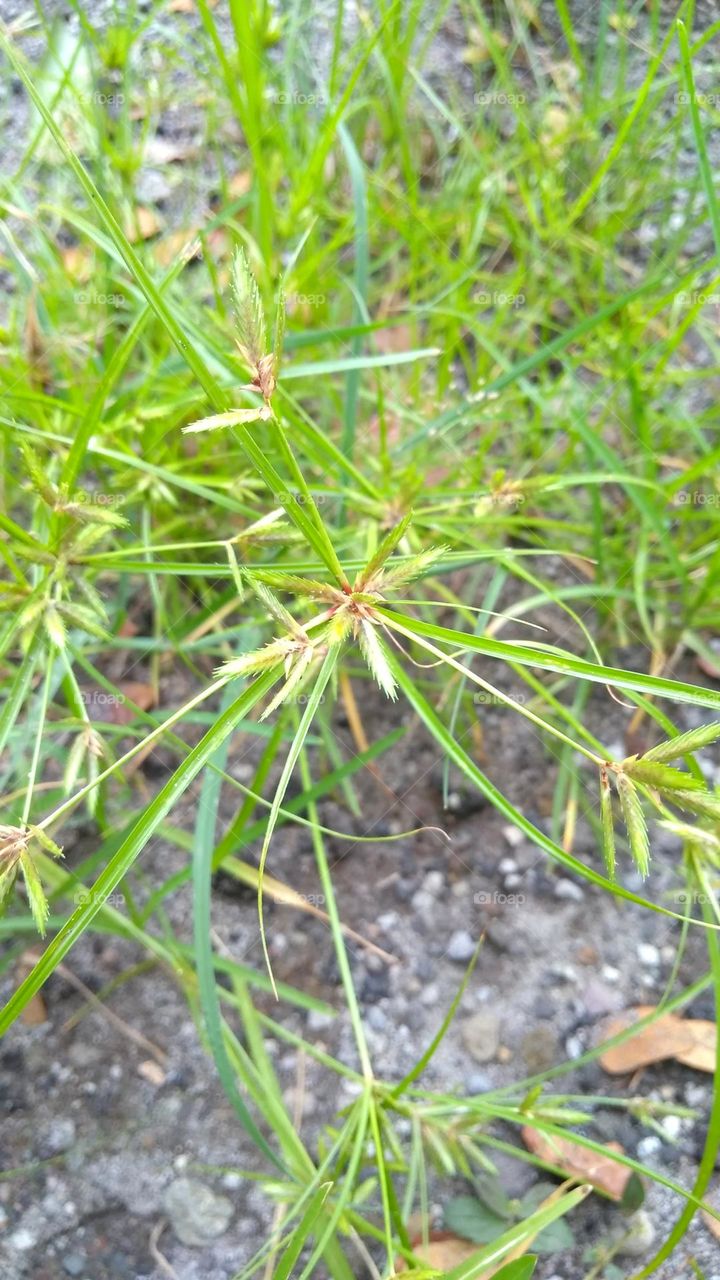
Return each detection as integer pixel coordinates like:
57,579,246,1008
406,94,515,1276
17,950,48,1024
144,137,193,165
401,1233,479,1272
154,230,202,267
229,170,253,198
125,206,163,242
697,651,720,681
599,1006,717,1075
521,1126,631,1201
374,323,412,354
84,680,156,726
21,992,48,1025
61,245,92,282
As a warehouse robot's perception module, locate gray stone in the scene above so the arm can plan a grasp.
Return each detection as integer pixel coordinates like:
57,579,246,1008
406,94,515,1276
554,878,584,902
37,1118,76,1158
367,1005,387,1031
614,1209,656,1257
637,1135,662,1160
465,1071,492,1094
62,1255,87,1278
565,1033,584,1060
521,1026,558,1073
446,929,476,963
461,1011,500,1063
421,983,440,1007
307,1009,334,1033
411,889,435,916
8,1226,37,1251
582,978,623,1018
422,870,444,896
163,1177,233,1247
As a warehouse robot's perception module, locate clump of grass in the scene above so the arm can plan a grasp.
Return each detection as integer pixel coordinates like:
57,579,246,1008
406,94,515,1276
2,3,720,1276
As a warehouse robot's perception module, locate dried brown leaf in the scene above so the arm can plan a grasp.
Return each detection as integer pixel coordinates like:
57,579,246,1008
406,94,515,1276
522,1126,631,1201
599,1006,717,1075
125,207,163,242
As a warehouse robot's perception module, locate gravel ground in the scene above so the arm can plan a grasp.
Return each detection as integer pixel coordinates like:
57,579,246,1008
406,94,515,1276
3,641,720,1280
3,3,720,1278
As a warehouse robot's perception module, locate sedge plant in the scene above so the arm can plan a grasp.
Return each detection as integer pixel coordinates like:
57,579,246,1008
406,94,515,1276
3,3,720,1277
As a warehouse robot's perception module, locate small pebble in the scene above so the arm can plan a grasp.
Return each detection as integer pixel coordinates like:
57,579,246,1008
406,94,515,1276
62,1255,86,1278
461,1010,500,1064
554,878,584,902
465,1071,492,1094
9,1228,36,1251
307,1009,334,1032
422,870,444,896
421,983,440,1007
446,929,476,964
367,1006,387,1031
565,1033,584,1059
637,943,660,967
637,1135,662,1160
614,1208,656,1257
661,1115,682,1140
37,1118,76,1159
163,1177,233,1247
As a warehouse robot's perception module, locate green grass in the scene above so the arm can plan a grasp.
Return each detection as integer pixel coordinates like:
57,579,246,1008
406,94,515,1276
2,1,720,1276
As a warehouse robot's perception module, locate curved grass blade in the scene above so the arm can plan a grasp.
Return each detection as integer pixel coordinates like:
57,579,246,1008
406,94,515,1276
387,654,711,925
256,648,340,995
377,608,720,712
0,669,279,1036
192,683,284,1170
